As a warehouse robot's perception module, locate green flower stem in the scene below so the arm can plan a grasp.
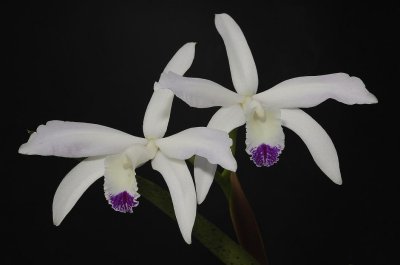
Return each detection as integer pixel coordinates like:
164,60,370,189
137,175,260,265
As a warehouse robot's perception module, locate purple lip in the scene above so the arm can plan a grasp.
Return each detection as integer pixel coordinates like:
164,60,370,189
250,144,282,167
108,191,139,213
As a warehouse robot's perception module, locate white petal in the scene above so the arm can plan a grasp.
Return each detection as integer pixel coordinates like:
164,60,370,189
281,109,342,184
142,89,174,139
194,104,245,204
145,43,196,138
151,152,196,244
19,121,146,158
254,73,378,109
194,157,218,204
159,72,243,108
156,127,237,171
53,156,105,226
215,13,258,96
207,104,246,132
162,42,196,76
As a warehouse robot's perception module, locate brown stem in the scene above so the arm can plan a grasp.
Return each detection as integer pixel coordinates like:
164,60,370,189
229,172,269,265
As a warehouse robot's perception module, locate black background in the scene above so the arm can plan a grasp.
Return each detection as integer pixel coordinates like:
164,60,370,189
6,1,398,264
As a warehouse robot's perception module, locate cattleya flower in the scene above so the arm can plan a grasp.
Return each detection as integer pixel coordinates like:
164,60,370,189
18,43,237,244
159,14,378,204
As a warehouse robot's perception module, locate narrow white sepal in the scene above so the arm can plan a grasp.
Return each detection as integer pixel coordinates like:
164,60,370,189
53,156,106,226
142,89,174,139
194,156,218,204
162,42,196,76
281,109,342,184
151,152,196,244
215,13,258,96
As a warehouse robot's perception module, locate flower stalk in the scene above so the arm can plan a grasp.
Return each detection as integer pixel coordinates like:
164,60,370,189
216,130,269,265
137,175,260,265
227,172,269,265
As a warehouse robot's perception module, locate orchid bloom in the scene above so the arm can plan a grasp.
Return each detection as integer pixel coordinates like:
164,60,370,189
159,14,378,204
18,43,237,244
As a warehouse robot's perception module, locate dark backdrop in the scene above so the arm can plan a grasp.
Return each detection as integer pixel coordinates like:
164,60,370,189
5,1,398,264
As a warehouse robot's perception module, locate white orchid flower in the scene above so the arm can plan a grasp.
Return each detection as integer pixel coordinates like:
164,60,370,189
18,42,237,244
159,14,378,204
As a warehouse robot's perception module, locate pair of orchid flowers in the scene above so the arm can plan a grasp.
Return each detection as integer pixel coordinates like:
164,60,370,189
19,14,377,244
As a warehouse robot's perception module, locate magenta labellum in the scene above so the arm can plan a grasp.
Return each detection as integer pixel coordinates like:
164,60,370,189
107,191,139,213
250,144,282,167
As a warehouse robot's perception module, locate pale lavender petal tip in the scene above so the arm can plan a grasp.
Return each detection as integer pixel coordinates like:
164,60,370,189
250,144,282,167
108,191,139,213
